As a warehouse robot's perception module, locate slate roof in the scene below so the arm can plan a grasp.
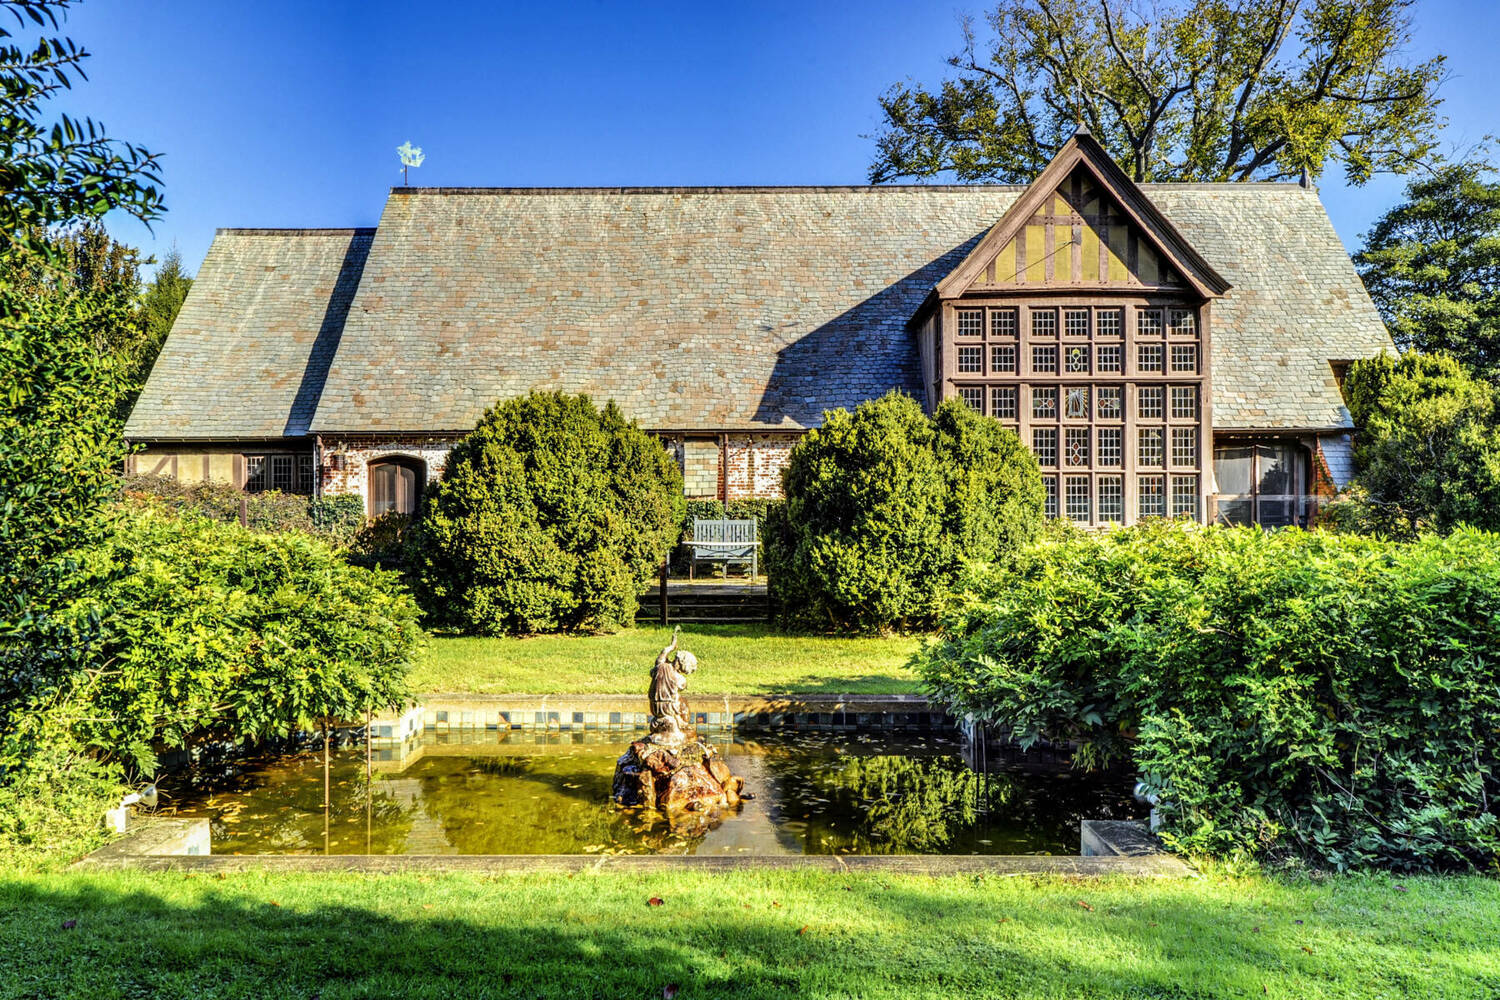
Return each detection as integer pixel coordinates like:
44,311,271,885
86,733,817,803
125,228,373,440
128,184,1392,440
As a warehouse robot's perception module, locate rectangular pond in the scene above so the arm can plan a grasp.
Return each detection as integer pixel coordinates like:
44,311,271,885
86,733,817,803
161,730,1144,857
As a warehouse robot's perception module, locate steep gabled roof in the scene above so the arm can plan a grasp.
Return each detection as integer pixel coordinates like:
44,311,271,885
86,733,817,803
125,228,373,440
936,129,1232,301
129,183,1393,440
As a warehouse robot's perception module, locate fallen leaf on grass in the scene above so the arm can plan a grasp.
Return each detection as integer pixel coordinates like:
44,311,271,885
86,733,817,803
1301,946,1314,954
421,904,434,910
663,985,679,999
60,920,76,931
1394,885,1408,893
647,897,664,907
798,925,809,936
1075,900,1094,912
269,901,281,908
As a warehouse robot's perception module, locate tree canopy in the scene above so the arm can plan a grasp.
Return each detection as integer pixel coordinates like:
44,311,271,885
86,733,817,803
869,0,1444,186
1355,157,1500,381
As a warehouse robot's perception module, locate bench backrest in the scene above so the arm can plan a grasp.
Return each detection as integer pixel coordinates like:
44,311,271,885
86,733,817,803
690,518,758,558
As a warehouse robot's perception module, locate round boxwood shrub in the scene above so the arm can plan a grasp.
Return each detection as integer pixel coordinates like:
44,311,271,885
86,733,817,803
411,392,685,634
767,392,1044,632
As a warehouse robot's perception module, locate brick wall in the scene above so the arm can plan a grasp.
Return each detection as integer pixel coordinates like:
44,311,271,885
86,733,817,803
681,438,720,498
724,433,795,499
320,435,459,507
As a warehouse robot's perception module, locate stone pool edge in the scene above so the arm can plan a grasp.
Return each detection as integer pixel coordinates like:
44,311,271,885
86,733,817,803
75,819,1195,878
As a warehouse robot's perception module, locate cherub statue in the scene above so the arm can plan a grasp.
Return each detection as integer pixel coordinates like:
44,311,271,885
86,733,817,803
648,626,698,744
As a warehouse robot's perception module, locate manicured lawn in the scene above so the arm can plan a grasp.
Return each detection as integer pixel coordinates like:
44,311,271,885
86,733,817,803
411,625,924,695
2,869,1496,998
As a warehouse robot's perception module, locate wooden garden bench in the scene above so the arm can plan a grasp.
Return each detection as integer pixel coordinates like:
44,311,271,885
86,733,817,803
687,517,759,580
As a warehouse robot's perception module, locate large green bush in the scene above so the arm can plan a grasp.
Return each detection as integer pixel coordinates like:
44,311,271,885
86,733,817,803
54,503,422,774
410,392,685,634
767,393,1044,632
916,522,1500,871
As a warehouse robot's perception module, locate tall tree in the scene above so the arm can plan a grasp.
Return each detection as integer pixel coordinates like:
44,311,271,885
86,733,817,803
1354,158,1500,381
129,246,191,399
869,0,1444,185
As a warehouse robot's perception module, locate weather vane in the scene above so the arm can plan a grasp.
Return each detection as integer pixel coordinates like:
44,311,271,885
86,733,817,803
397,141,425,186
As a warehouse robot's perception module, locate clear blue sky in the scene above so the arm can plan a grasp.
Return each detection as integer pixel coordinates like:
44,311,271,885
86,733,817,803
67,0,1499,275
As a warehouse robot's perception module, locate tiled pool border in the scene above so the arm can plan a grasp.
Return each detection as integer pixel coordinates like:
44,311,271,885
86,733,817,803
369,694,952,744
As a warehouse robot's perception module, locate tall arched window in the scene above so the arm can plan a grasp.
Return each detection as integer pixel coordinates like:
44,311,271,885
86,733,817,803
368,456,425,517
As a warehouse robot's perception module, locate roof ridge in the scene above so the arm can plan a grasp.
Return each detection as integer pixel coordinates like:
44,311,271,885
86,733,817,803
386,184,1031,195
214,227,378,235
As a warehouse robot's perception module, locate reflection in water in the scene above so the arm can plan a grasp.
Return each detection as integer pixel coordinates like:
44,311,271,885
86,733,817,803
162,730,1140,856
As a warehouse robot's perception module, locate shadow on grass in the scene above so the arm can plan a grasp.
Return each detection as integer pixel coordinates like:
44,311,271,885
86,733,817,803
1,874,1493,999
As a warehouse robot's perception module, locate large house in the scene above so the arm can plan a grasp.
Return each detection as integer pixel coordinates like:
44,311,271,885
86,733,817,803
125,131,1393,528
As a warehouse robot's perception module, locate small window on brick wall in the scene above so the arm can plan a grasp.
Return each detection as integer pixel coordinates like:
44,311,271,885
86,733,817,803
1032,345,1058,374
1096,309,1123,338
1033,427,1058,467
1139,475,1167,518
1097,344,1122,373
959,386,984,412
1098,476,1124,522
1064,310,1090,337
1138,343,1165,373
991,307,1018,337
957,309,984,337
1042,476,1058,518
992,344,1016,373
958,345,983,373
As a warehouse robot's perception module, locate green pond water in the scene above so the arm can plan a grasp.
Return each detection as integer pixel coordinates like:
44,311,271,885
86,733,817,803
163,730,1143,856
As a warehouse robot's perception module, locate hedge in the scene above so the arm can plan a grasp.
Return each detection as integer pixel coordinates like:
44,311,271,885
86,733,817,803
121,474,367,546
915,522,1500,871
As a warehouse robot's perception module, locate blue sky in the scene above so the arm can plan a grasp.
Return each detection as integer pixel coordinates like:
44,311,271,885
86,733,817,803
68,0,1499,274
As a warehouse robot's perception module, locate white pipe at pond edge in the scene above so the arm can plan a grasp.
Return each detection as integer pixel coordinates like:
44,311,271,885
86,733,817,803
104,785,159,833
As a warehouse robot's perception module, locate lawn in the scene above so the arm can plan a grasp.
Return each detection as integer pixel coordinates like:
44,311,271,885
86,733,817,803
411,625,924,695
2,868,1496,998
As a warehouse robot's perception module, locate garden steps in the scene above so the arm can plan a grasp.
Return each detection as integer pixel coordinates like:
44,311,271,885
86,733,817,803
637,579,771,624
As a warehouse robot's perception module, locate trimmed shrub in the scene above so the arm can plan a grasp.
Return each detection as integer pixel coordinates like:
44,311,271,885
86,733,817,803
52,503,422,774
915,522,1500,871
767,393,1043,632
410,392,684,634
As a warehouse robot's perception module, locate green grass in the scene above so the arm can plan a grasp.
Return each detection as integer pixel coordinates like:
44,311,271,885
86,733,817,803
411,625,924,695
3,869,1497,998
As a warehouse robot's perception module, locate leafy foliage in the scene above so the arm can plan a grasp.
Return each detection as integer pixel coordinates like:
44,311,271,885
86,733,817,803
0,1,162,247
410,392,685,634
869,0,1443,185
916,522,1500,870
767,393,1044,632
122,473,367,546
1355,158,1500,381
127,246,191,403
1340,350,1500,533
56,503,421,775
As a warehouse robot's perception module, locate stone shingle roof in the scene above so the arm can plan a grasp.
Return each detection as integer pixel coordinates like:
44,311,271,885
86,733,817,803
130,184,1392,439
126,228,373,440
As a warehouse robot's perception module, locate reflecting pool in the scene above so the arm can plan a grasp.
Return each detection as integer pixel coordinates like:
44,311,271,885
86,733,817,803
162,730,1142,856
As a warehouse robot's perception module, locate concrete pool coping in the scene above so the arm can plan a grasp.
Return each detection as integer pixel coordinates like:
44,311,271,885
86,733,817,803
76,819,1195,878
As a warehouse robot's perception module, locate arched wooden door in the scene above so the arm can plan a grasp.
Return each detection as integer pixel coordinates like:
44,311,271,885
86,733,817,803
368,457,425,516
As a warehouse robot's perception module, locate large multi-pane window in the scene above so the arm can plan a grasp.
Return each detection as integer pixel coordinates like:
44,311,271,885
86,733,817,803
944,301,1204,526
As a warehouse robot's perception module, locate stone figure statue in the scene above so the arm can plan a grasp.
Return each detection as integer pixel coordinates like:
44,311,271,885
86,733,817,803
612,626,747,816
647,626,698,745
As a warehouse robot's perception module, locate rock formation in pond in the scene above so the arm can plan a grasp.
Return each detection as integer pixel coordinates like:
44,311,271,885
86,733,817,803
613,627,746,815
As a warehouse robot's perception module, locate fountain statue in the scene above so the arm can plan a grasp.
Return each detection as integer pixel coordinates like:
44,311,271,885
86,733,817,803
612,627,747,814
